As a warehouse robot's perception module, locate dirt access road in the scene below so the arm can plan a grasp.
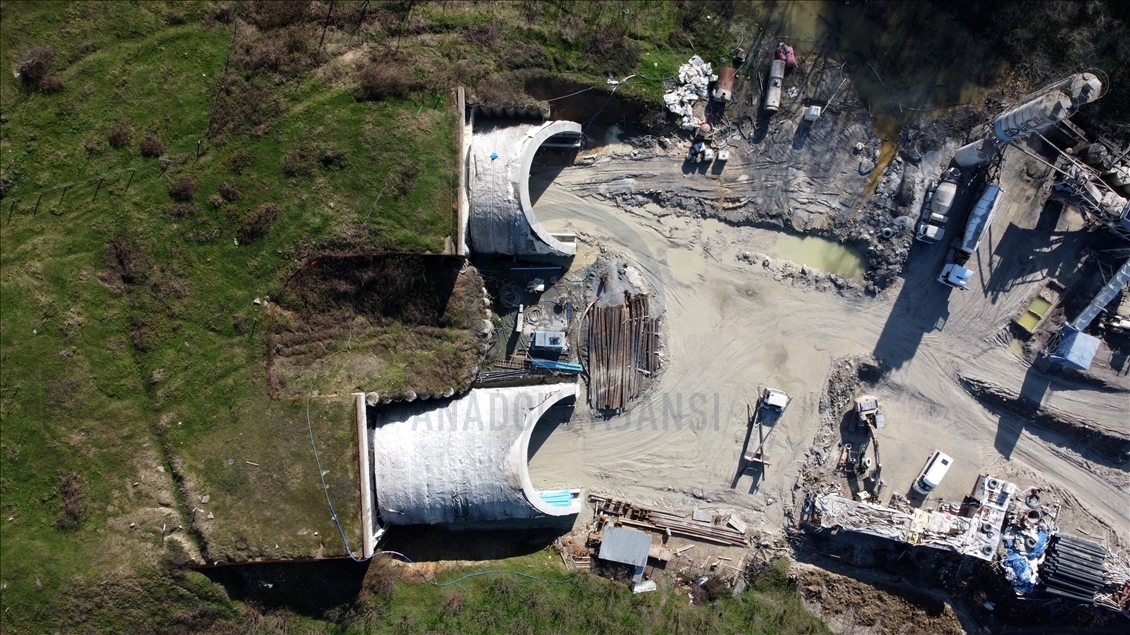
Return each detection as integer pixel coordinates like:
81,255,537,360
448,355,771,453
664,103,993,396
524,140,1129,549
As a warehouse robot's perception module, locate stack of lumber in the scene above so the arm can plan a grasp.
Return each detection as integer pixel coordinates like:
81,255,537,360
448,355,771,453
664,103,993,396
590,494,747,547
587,294,658,411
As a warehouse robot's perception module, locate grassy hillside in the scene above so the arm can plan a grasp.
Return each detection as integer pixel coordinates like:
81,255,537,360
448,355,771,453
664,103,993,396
0,1,740,631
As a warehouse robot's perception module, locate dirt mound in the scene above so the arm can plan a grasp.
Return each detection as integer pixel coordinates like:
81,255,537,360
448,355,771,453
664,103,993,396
793,564,965,635
269,254,490,399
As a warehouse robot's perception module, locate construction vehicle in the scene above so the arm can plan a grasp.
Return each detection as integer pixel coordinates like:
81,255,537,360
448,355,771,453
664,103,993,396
854,395,886,429
916,168,960,244
937,183,1004,290
742,387,789,466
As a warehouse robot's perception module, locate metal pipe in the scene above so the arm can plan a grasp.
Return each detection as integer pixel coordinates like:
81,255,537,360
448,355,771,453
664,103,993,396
1042,585,1096,604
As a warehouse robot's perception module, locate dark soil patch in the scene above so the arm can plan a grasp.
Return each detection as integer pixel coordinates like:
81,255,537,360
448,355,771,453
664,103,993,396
270,254,488,398
280,253,467,326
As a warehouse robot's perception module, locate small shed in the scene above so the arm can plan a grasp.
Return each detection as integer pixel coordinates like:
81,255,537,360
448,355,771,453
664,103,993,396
1049,325,1099,371
598,526,652,583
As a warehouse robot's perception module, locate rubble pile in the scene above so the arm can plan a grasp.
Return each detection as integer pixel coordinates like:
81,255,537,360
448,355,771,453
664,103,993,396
663,55,715,130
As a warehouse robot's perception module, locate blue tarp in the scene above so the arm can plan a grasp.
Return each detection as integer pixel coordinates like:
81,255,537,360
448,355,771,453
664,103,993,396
1050,326,1100,371
538,490,575,507
529,358,583,373
1029,531,1049,559
1003,551,1037,594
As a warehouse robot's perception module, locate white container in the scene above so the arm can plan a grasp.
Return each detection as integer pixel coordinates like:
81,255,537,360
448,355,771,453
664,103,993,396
992,93,1072,142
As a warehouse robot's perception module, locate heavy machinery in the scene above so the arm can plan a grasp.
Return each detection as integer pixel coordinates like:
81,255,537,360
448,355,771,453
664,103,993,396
854,394,886,429
937,183,1004,290
742,387,789,466
916,168,960,244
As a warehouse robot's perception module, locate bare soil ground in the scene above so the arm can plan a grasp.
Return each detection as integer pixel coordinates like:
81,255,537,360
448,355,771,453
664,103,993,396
522,119,1128,630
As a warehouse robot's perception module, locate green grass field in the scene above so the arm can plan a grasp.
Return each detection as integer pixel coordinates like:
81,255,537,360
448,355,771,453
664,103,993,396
0,1,828,632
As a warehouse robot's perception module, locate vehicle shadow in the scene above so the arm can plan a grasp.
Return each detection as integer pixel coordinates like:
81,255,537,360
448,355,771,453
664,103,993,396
871,243,953,370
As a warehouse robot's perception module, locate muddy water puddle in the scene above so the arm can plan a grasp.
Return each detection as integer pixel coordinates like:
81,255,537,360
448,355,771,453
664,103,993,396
772,234,866,281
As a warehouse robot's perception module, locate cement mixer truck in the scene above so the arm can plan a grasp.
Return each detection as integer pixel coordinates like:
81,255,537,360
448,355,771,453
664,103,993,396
937,183,1004,290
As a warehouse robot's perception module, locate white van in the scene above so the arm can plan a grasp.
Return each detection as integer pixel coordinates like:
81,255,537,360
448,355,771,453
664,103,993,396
912,450,953,495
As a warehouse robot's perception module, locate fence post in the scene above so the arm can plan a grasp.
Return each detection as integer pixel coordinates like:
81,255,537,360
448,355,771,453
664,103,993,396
50,185,68,216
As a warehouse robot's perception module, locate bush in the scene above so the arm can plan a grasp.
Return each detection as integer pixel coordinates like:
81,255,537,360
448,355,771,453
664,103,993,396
57,472,84,529
282,146,315,177
393,162,419,197
168,175,198,202
204,3,236,26
224,149,253,174
461,23,499,48
246,0,310,30
319,147,348,170
169,202,200,218
218,181,240,202
39,74,64,94
165,11,186,25
83,138,105,156
141,135,166,158
16,45,54,85
106,232,150,285
238,203,279,242
108,124,131,149
354,60,417,100
587,25,638,74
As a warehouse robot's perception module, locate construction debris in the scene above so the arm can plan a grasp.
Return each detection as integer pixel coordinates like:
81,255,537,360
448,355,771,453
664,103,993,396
591,494,747,546
664,55,714,129
807,475,1016,561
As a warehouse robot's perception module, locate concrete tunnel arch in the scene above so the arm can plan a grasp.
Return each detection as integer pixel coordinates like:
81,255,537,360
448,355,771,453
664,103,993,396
363,384,582,547
513,384,582,517
518,121,582,257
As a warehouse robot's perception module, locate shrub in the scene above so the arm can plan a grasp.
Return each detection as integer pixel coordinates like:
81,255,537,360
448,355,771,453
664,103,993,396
16,45,54,85
168,175,198,202
108,124,131,149
169,202,200,218
587,25,638,74
106,232,150,285
39,74,64,94
238,203,279,242
166,11,186,25
246,0,309,30
83,138,105,156
319,147,348,170
461,23,499,48
57,472,84,529
205,3,236,26
141,135,166,157
354,60,417,100
218,181,240,202
224,149,253,174
360,556,400,601
282,146,314,177
393,162,419,197
247,36,285,71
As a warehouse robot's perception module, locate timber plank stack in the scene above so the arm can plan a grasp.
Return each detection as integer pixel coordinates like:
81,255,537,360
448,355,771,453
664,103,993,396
587,294,658,411
590,494,747,547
